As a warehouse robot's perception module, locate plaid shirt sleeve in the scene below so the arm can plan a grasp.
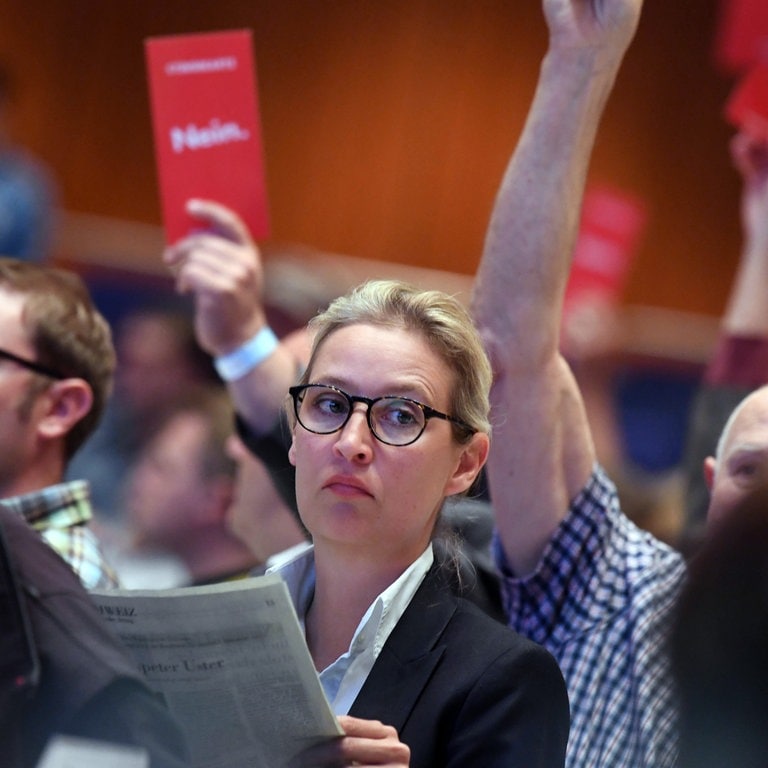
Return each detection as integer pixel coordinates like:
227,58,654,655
3,480,120,590
495,465,686,768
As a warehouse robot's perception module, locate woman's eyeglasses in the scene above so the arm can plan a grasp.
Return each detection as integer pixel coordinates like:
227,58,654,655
289,383,474,447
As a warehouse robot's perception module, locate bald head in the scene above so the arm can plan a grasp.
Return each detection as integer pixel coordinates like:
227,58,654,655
706,384,768,527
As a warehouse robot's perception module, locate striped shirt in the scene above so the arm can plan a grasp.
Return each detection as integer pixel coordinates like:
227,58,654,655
495,465,686,768
1,479,119,590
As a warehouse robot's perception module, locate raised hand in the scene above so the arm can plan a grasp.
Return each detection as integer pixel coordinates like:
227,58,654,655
731,131,768,248
543,0,643,57
163,198,267,356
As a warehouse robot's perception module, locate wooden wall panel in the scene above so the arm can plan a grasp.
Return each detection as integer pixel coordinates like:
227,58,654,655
0,0,741,318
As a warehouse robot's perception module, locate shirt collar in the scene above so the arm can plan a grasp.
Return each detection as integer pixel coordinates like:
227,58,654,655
271,544,434,713
1,479,93,531
272,544,434,641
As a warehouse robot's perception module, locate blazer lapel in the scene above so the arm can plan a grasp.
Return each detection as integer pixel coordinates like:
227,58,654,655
349,564,457,732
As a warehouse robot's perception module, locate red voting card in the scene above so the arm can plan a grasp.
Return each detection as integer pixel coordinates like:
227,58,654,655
563,185,647,316
725,62,768,142
145,30,270,244
714,0,768,75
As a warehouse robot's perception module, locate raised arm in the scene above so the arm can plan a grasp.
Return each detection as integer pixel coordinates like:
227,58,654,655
471,0,643,575
721,132,768,334
163,199,305,433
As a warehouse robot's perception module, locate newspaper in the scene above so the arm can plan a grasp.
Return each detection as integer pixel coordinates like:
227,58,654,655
90,575,342,768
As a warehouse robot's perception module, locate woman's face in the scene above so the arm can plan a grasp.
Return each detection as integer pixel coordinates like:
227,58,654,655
289,323,487,567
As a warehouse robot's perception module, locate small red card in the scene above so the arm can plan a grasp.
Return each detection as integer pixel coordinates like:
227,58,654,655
714,0,768,75
563,185,647,315
145,30,270,244
725,62,768,142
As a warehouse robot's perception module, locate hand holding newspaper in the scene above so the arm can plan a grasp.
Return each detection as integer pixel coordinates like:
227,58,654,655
91,575,342,768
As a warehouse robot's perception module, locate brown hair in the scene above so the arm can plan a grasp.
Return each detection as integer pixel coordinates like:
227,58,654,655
0,257,115,459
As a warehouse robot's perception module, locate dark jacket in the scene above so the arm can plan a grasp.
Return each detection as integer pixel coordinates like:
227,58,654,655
0,506,190,768
350,563,570,768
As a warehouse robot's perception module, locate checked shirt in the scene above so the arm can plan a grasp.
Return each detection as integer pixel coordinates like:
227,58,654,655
495,465,686,768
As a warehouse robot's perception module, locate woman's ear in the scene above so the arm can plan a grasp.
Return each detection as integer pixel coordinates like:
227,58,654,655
444,432,490,497
36,378,93,442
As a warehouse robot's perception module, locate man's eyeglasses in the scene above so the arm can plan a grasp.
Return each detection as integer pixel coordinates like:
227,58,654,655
288,383,474,447
0,348,65,380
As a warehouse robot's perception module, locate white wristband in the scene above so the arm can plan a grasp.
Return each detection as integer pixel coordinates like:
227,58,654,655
214,326,279,382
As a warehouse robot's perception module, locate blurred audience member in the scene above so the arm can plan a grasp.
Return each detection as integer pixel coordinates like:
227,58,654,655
670,488,768,768
224,432,309,574
679,130,768,554
0,257,117,589
116,386,258,588
67,304,217,524
0,62,57,262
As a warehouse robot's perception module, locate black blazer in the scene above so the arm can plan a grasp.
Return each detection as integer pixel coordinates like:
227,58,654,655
350,564,570,768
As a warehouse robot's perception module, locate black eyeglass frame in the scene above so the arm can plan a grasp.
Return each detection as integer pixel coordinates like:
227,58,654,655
0,348,66,380
288,383,475,447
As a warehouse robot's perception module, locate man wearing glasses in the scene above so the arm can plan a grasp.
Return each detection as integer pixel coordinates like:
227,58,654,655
0,257,118,589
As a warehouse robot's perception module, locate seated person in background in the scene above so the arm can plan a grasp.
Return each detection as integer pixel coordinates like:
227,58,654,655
0,505,190,768
0,256,118,589
670,488,768,768
679,130,768,554
67,304,218,527
118,385,260,588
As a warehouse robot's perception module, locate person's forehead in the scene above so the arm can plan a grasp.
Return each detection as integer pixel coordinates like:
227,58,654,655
727,391,768,451
0,289,31,347
0,287,25,315
157,410,209,446
312,323,450,396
